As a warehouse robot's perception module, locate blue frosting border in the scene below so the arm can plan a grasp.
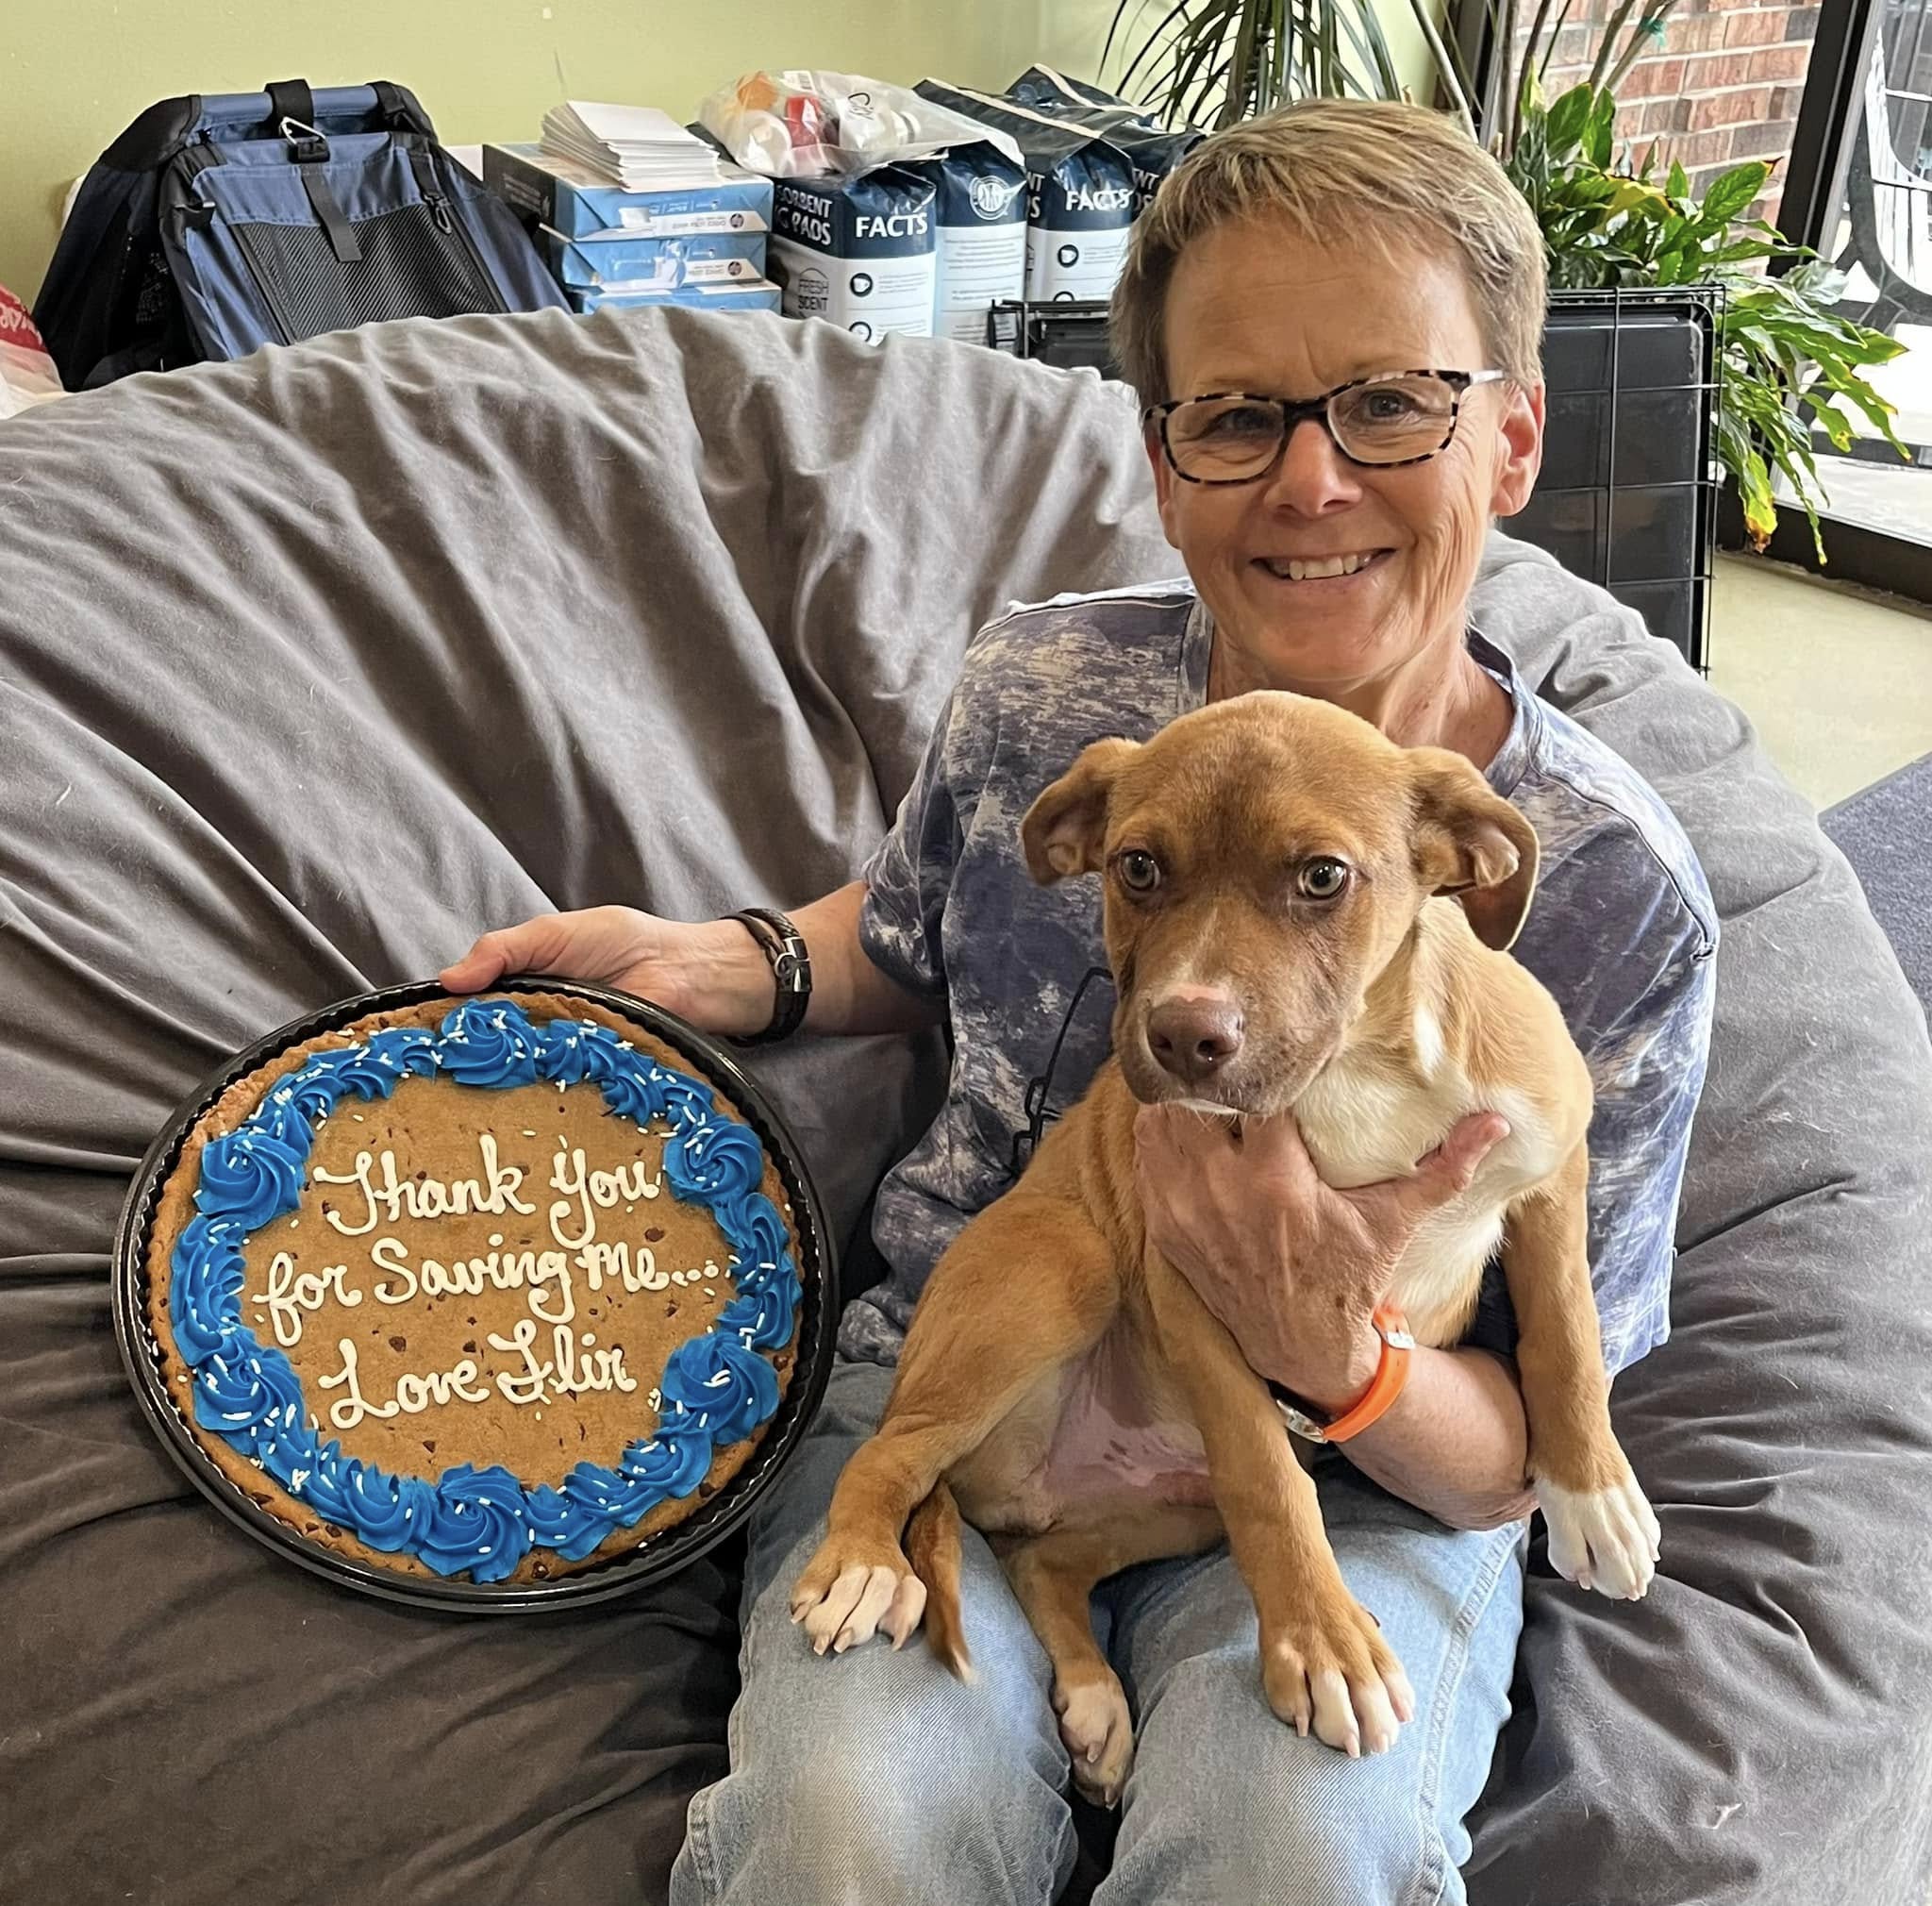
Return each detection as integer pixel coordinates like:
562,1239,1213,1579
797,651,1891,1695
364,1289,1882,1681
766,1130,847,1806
166,998,800,1583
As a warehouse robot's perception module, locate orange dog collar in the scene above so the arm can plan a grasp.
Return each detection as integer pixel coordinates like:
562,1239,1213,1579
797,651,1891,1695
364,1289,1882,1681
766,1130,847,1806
1274,1304,1415,1445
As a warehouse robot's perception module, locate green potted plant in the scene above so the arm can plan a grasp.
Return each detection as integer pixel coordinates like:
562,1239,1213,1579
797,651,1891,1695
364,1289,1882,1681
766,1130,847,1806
1504,76,1906,552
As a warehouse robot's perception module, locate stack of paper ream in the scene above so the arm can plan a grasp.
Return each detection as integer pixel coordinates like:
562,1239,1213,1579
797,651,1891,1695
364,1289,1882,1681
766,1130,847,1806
540,101,722,188
482,142,778,315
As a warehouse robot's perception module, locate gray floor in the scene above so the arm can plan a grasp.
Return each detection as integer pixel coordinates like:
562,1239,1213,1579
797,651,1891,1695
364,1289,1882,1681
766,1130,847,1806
1822,752,1931,1008
1707,552,1932,810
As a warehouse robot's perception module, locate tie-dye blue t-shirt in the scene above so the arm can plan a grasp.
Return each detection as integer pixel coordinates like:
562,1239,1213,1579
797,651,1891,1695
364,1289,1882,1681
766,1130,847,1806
842,582,1718,1377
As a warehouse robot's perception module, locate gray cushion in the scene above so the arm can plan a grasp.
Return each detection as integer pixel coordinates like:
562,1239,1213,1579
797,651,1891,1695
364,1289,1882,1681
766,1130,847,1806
1469,544,1932,1902
0,309,1172,1905
2,307,1927,1905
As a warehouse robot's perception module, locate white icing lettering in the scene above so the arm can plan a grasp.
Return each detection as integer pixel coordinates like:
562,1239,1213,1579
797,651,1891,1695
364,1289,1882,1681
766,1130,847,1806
486,1318,638,1407
527,1250,575,1327
488,1317,552,1406
313,1132,535,1237
369,1235,418,1305
547,1145,663,1249
548,1147,595,1249
316,1337,399,1431
249,1250,361,1348
314,1152,382,1236
578,1239,627,1292
364,1238,575,1327
318,1336,490,1430
392,1362,490,1413
575,1240,669,1294
556,1326,636,1397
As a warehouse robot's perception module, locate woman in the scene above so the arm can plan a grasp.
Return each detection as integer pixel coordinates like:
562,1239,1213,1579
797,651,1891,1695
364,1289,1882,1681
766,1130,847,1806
445,99,1715,1905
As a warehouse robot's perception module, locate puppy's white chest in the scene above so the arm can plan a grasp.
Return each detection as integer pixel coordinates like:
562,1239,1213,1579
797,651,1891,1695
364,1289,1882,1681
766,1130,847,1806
1293,1045,1472,1189
1293,1039,1547,1345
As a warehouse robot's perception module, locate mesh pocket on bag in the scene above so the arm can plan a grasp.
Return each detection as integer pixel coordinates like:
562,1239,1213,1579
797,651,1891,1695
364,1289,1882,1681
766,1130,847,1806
233,200,498,342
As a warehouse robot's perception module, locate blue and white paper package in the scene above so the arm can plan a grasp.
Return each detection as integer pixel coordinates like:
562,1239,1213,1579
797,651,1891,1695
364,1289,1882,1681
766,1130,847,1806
568,276,782,314
482,142,773,240
541,227,767,292
914,81,1138,302
768,167,938,341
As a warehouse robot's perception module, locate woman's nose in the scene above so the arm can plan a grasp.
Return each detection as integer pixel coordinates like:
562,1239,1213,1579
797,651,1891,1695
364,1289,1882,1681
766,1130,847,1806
1264,416,1362,514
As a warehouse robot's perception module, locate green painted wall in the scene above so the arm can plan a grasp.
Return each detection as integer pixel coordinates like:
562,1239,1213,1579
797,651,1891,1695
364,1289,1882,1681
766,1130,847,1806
0,1,1057,305
0,0,1441,309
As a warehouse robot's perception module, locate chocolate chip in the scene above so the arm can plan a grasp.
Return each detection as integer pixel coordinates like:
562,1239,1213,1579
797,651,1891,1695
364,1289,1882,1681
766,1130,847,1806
423,1439,437,1454
664,1301,676,1317
463,1341,477,1355
644,1228,665,1243
697,1482,715,1499
533,1562,551,1579
390,1336,408,1352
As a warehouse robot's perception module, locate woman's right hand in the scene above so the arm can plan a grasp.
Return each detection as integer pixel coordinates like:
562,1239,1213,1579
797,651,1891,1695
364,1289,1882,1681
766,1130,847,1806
439,906,774,1037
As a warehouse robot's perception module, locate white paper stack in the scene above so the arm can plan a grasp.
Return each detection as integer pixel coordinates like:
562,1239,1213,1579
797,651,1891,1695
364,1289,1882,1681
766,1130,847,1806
540,100,722,188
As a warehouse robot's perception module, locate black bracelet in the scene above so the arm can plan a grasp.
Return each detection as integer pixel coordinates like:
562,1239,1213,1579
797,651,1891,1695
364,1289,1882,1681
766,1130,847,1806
729,907,812,1044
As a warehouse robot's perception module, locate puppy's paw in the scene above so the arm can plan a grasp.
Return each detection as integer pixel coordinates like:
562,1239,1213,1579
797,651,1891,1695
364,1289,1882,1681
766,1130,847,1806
1052,1671,1135,1807
789,1536,927,1656
1539,1474,1660,1601
1260,1595,1416,1759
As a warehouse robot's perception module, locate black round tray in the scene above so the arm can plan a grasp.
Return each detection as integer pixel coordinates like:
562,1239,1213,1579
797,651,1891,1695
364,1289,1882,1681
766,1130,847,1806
112,977,837,1613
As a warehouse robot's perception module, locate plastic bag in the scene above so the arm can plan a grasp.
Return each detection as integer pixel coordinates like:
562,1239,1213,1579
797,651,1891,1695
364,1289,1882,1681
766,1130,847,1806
697,70,1021,178
0,287,62,420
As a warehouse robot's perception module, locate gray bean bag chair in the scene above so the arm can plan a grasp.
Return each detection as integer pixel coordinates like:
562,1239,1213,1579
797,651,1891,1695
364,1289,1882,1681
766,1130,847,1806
3,308,1928,1906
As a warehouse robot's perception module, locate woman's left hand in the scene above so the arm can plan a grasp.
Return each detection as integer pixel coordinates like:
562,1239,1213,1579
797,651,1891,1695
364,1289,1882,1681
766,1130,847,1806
1132,1105,1511,1410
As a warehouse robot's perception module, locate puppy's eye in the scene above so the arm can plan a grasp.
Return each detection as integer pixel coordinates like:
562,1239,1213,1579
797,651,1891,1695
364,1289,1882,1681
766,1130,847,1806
1297,857,1351,900
1117,850,1162,894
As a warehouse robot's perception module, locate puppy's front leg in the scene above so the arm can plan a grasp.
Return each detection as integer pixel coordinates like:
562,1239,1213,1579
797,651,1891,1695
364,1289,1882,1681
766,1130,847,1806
1141,1255,1415,1757
1503,1141,1661,1600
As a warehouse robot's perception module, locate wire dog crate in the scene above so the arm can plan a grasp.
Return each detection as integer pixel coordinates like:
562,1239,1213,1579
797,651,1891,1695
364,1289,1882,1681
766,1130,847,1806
988,283,1723,671
1519,286,1724,671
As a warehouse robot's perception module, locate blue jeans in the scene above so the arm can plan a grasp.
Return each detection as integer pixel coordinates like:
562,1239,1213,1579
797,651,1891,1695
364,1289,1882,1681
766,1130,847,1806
672,1363,1525,1906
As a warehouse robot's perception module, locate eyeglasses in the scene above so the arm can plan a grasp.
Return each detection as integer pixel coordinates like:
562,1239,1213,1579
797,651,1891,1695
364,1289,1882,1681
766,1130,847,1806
1144,370,1510,485
1008,964,1115,1177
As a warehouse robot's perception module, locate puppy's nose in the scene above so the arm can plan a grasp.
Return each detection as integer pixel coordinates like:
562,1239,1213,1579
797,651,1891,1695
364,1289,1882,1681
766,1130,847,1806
1147,995,1245,1085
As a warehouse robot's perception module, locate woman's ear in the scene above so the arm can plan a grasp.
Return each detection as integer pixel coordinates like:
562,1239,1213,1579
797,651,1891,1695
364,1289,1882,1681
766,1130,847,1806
1407,748,1541,950
1021,738,1141,885
1489,378,1545,522
1145,420,1185,552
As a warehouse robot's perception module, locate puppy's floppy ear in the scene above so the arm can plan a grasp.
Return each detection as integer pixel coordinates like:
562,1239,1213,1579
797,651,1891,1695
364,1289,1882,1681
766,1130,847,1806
1408,748,1541,951
1021,738,1141,885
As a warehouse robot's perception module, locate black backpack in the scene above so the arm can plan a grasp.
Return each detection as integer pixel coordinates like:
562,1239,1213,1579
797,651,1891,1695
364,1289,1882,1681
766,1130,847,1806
35,78,568,389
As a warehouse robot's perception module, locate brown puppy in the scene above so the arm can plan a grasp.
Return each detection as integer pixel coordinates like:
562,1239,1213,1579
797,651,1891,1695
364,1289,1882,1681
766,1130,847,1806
791,691,1659,1798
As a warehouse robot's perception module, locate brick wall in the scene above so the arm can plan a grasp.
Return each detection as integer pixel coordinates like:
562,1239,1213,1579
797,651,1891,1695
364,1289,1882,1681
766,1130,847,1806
1526,0,1821,222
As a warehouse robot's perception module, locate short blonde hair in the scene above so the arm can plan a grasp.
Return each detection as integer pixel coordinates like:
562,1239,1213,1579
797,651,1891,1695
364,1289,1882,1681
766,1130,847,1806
1111,99,1547,406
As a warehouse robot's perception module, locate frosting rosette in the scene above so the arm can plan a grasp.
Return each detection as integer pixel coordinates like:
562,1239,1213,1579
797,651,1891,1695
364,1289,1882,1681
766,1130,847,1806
437,999,545,1086
194,1129,306,1229
660,1331,781,1446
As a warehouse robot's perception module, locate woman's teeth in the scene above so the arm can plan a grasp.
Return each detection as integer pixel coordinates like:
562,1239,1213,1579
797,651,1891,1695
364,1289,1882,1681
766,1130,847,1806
1263,553,1378,580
